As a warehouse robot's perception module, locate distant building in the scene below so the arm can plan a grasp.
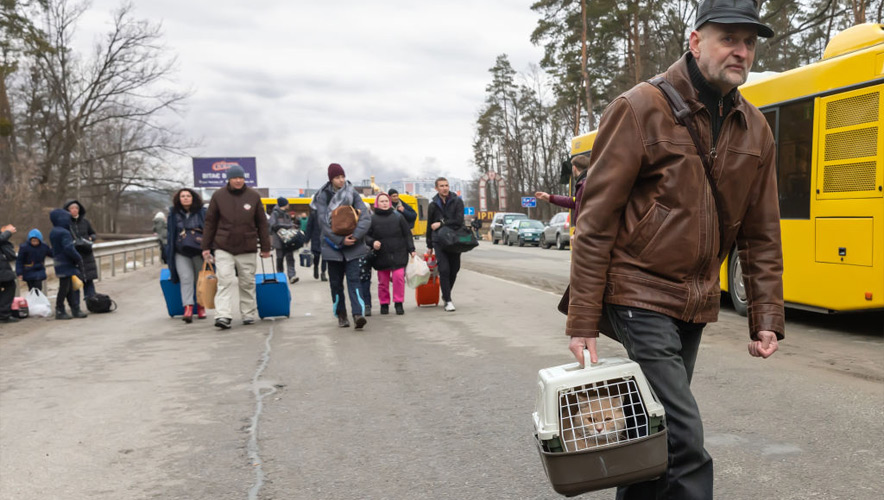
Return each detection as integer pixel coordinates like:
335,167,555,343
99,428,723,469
272,188,318,199
387,177,467,199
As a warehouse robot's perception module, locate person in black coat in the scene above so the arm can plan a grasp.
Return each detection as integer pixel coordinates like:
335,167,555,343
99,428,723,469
387,189,417,226
49,209,86,319
166,188,207,323
0,224,19,323
305,208,327,282
366,192,415,315
15,229,52,292
64,200,98,298
426,177,465,312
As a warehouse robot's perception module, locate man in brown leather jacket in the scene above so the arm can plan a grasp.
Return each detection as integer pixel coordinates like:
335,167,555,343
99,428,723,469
567,1,784,498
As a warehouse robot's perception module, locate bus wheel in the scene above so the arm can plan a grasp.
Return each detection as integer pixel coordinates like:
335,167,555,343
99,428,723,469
728,248,748,317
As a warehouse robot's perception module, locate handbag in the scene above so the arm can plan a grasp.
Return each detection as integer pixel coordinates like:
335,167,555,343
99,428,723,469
196,261,217,309
331,205,360,236
277,228,306,250
176,228,203,257
435,226,479,253
85,293,117,313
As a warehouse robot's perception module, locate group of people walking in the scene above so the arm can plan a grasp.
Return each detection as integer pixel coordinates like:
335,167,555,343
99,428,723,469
160,161,460,332
0,200,100,322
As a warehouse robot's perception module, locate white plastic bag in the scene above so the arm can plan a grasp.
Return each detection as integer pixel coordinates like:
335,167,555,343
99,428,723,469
26,288,52,318
405,255,430,288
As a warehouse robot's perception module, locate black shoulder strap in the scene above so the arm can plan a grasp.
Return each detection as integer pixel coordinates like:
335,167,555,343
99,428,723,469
649,76,726,249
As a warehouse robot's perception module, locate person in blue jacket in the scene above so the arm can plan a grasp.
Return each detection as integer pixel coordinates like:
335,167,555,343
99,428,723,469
49,209,87,319
16,229,53,292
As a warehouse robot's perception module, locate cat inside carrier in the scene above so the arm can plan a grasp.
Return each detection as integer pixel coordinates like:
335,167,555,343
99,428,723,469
533,355,668,497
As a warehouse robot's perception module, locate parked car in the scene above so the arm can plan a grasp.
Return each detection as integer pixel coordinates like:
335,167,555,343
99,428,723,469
541,212,570,250
505,219,545,246
490,212,527,244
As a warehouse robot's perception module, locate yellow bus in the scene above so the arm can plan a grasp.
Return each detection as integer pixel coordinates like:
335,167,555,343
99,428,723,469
569,23,884,315
261,193,428,237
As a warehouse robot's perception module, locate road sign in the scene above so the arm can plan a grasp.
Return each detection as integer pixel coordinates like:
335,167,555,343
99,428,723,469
464,206,475,216
521,196,537,208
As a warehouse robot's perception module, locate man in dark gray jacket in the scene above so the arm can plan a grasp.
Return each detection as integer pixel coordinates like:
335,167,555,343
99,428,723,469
311,163,371,329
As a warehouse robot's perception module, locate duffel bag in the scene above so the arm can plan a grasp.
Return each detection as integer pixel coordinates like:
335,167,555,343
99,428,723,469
436,226,479,253
86,293,117,313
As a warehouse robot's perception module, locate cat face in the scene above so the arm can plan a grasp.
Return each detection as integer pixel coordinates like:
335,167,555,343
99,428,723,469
561,391,627,450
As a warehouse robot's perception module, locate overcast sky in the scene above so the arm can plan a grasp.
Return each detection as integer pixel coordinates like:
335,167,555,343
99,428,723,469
74,0,545,190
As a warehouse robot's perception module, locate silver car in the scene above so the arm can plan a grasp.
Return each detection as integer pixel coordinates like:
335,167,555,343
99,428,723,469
541,212,570,250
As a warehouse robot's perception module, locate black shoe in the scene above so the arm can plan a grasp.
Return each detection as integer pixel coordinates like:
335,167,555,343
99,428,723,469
394,302,404,315
55,310,72,320
71,309,88,319
338,315,350,328
314,266,319,280
364,306,371,317
215,317,232,330
380,304,389,315
0,316,20,323
354,315,367,330
321,273,327,282
289,276,299,284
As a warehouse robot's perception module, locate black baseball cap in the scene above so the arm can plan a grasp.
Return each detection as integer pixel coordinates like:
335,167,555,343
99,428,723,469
695,0,774,38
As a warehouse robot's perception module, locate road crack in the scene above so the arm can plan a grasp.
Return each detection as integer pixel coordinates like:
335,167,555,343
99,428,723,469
247,322,276,500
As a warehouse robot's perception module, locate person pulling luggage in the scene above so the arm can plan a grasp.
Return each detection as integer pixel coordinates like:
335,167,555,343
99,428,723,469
166,188,208,323
269,197,299,284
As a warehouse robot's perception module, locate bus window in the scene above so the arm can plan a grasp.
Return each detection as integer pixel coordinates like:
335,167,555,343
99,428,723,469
775,100,813,219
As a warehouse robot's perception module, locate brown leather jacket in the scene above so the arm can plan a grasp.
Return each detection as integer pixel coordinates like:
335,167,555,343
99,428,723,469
202,184,271,255
567,54,784,340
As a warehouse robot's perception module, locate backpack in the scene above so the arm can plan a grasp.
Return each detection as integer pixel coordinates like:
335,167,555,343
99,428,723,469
86,293,117,313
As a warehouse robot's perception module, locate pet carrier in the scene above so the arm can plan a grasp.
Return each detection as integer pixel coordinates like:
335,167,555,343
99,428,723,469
533,354,667,496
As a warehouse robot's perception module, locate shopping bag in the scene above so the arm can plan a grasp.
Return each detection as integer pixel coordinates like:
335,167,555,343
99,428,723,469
26,288,53,318
71,275,84,291
196,261,217,309
405,254,430,288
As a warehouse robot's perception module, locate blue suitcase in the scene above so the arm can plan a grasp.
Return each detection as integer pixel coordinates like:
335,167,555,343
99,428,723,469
256,272,291,318
160,268,195,317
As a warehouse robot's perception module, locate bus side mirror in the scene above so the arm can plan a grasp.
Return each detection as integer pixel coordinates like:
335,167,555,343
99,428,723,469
559,160,571,185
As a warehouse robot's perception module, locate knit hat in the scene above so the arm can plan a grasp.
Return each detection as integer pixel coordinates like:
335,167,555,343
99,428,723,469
387,188,399,196
374,192,391,208
327,163,345,181
226,164,245,179
277,196,289,207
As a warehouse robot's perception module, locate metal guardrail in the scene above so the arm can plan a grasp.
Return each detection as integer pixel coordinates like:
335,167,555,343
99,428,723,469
43,237,164,282
92,237,163,280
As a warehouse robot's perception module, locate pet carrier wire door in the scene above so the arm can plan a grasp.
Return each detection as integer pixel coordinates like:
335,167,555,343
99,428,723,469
533,355,668,496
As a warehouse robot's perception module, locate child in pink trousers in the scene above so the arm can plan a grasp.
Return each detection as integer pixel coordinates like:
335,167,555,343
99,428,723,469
366,193,415,315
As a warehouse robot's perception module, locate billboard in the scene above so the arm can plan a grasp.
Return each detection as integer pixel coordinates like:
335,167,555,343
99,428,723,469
192,157,258,188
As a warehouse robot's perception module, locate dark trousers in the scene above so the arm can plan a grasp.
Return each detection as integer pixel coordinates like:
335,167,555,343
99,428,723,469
435,249,461,303
360,278,372,310
326,259,364,317
0,279,15,319
26,280,43,291
56,277,80,312
276,250,296,278
82,279,96,298
313,251,327,274
606,305,712,500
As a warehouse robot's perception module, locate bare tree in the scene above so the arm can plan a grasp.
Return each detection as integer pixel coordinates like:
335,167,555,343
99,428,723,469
12,0,190,230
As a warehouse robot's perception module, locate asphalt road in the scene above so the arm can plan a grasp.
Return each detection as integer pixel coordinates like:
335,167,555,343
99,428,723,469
1,242,882,499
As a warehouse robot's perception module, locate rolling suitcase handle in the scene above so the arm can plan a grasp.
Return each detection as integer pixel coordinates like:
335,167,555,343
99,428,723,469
259,251,280,284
